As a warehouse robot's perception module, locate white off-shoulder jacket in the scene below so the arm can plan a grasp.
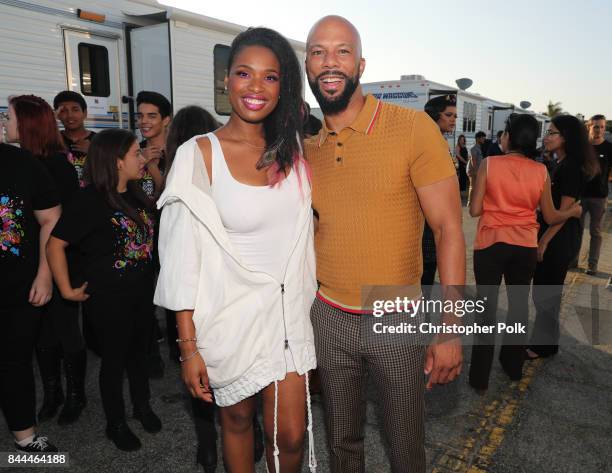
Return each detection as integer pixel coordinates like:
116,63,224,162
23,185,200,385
153,135,317,406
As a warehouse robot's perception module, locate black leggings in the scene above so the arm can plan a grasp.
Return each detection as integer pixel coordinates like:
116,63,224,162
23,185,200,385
0,304,40,431
529,233,575,357
85,284,154,424
37,286,84,354
470,243,537,389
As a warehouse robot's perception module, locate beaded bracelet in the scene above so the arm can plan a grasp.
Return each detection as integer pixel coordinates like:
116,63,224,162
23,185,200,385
176,337,197,343
179,350,199,363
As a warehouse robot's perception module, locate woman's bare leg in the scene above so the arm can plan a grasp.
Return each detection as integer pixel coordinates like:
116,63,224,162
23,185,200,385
219,396,257,472
262,372,307,473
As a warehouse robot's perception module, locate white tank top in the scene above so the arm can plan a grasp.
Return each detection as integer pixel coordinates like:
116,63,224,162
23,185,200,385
208,132,301,282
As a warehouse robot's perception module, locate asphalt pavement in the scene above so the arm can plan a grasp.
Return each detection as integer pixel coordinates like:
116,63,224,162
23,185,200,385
2,200,611,473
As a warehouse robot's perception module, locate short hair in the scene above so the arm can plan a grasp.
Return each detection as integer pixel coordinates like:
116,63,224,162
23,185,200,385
424,94,456,122
590,114,606,122
136,91,172,118
504,113,539,158
496,130,503,139
53,90,87,111
475,131,486,139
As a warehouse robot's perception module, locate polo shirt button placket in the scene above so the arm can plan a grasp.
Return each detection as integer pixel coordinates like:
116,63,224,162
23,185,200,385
334,133,344,166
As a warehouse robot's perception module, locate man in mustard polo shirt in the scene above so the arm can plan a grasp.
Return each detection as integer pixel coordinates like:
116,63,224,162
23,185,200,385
305,16,466,472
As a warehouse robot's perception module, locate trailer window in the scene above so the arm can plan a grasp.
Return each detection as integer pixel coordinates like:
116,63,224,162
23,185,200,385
78,43,110,97
463,102,477,133
214,44,231,116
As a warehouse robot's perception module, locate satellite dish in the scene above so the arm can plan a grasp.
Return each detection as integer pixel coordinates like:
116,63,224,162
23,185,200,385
455,78,473,91
520,101,532,109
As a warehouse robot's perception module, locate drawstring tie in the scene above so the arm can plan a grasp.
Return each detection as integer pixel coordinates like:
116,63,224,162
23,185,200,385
270,372,317,472
305,371,317,471
273,380,280,473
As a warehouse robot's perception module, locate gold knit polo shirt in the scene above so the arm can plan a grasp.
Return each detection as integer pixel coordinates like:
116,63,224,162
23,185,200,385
305,94,456,312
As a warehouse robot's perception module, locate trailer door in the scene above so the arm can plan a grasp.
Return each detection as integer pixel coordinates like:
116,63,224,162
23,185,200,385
129,23,171,102
63,29,122,128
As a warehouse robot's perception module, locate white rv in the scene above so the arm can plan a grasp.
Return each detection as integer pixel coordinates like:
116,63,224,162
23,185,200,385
0,0,306,130
361,75,549,149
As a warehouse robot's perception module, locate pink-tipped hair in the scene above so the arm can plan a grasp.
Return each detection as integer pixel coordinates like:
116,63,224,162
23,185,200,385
266,134,311,199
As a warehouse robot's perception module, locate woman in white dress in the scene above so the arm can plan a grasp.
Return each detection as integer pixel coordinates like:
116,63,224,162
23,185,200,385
155,27,317,473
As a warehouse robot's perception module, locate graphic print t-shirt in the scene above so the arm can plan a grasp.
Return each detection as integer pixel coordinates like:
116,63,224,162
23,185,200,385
139,140,166,199
0,144,59,307
62,131,96,188
40,152,79,206
51,186,155,294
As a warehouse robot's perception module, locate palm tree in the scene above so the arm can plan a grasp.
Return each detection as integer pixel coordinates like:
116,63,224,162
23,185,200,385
544,101,563,117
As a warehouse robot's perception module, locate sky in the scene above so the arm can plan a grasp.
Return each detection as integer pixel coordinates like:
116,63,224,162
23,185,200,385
161,0,612,118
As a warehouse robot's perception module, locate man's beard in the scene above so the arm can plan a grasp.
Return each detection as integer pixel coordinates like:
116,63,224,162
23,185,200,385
308,70,360,116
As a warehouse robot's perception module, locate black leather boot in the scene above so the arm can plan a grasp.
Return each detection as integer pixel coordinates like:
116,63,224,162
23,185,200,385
58,350,87,425
196,432,217,473
133,402,162,433
193,398,217,473
106,421,142,451
36,346,64,422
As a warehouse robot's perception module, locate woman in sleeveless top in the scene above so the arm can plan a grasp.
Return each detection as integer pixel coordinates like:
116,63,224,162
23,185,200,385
155,28,317,472
468,114,582,391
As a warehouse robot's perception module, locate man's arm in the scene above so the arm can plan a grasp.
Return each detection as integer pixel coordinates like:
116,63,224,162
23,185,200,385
416,175,465,388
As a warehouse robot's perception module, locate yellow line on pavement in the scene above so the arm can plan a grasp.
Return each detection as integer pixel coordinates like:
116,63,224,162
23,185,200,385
432,358,543,473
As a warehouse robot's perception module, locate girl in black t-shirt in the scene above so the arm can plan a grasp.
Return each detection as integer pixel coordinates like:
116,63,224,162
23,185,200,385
0,141,61,453
528,115,600,359
7,95,85,425
47,129,160,451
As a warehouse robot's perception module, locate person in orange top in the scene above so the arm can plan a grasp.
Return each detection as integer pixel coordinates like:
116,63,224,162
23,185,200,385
305,15,465,472
468,114,582,391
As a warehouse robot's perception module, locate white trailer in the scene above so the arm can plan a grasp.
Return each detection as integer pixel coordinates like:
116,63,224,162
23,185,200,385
361,75,549,149
0,0,306,130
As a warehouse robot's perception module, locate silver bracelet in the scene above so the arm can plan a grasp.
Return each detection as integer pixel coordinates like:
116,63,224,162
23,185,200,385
176,337,197,343
179,350,199,363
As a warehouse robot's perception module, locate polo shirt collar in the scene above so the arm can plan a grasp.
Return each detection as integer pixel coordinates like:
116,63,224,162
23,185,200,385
317,94,382,147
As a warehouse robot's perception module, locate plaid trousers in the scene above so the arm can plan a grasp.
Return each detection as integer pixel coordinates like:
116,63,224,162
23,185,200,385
311,297,426,473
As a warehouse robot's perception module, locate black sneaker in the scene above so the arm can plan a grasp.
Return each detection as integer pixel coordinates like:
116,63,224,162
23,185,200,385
15,435,58,453
105,422,142,451
133,404,162,433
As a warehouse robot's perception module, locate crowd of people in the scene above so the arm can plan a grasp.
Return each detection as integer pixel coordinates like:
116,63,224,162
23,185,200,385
1,13,610,473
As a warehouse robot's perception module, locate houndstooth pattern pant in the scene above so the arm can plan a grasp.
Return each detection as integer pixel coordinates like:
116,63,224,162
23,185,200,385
310,297,426,473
